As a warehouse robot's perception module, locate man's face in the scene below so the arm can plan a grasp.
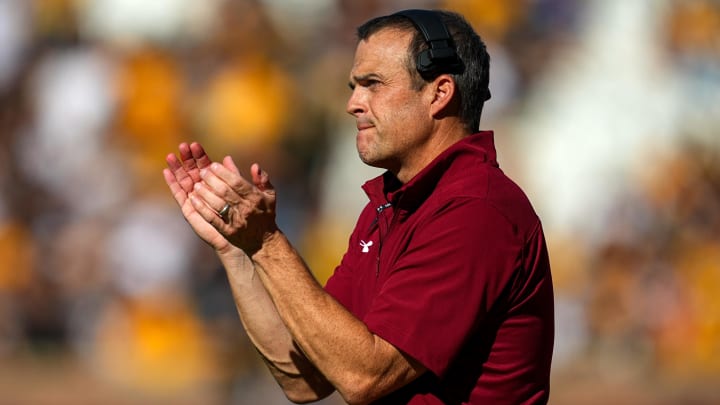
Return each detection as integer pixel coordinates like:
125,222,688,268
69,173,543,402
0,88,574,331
347,28,434,173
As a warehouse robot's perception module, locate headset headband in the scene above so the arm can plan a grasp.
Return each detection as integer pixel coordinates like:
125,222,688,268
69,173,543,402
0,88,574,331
393,9,464,78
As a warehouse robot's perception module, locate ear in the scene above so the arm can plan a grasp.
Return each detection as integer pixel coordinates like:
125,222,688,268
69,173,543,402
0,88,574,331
428,74,457,118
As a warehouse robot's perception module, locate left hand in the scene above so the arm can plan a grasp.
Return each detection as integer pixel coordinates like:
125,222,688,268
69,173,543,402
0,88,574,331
189,155,279,255
164,142,237,254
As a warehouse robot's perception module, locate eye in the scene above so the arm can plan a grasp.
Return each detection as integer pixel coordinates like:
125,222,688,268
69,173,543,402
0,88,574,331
349,76,383,91
360,79,380,90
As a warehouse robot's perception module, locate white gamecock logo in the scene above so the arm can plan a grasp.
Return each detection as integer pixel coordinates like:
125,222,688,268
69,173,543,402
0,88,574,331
360,240,373,253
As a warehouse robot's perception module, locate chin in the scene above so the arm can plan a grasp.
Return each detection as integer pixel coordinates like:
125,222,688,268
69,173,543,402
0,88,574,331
357,151,377,167
357,152,374,166
358,153,388,170
357,139,388,169
356,139,372,162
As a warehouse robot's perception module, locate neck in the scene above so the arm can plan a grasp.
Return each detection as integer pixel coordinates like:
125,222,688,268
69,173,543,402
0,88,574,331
394,120,470,183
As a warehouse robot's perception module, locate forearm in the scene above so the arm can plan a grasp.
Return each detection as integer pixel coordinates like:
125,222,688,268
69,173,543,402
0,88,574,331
216,249,334,402
180,156,420,401
250,231,419,404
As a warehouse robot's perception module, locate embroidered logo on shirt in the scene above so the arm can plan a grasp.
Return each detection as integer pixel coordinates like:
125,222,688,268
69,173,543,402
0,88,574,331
360,240,373,253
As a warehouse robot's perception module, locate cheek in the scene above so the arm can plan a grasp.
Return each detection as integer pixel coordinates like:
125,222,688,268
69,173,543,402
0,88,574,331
369,88,426,137
385,98,423,131
374,95,410,125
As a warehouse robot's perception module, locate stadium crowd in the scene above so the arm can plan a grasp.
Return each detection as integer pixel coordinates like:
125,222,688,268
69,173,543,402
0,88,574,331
0,0,718,403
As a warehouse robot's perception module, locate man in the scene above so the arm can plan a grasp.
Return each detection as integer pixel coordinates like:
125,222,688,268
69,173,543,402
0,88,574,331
163,9,554,404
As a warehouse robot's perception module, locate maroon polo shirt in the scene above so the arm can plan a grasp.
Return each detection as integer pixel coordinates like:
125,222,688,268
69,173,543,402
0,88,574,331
324,131,554,404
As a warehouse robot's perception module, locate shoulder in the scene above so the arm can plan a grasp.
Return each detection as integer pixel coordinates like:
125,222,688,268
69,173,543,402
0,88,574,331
429,164,540,239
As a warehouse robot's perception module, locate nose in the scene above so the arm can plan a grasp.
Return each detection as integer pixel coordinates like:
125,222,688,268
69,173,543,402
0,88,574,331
346,87,365,117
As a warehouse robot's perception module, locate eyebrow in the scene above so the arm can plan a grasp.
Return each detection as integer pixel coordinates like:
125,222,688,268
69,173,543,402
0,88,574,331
348,73,384,89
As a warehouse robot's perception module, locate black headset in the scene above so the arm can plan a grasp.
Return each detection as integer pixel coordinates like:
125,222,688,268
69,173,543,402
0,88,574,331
393,9,491,101
393,9,464,79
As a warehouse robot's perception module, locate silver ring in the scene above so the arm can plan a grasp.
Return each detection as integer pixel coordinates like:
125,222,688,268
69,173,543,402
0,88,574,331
218,203,231,219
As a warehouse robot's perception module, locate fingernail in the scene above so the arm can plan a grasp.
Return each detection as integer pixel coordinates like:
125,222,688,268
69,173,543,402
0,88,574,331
194,183,201,190
200,168,207,177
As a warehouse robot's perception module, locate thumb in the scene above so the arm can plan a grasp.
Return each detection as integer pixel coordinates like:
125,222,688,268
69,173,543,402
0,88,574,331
251,163,274,193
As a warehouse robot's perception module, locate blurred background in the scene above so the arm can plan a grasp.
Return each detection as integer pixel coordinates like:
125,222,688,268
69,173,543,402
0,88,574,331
0,0,718,403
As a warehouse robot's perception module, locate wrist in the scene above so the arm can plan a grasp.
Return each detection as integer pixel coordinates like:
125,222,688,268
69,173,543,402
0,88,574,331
249,229,285,262
216,244,247,267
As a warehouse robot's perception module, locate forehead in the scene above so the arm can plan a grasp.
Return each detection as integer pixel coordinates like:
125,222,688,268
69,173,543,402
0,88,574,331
350,28,414,78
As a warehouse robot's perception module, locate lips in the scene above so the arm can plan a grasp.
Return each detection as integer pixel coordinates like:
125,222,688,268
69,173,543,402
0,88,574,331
357,121,374,131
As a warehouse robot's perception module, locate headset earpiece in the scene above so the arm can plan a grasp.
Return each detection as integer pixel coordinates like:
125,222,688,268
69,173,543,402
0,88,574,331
393,9,464,79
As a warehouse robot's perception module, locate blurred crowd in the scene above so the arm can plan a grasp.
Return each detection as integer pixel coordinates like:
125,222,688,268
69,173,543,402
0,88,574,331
0,0,718,403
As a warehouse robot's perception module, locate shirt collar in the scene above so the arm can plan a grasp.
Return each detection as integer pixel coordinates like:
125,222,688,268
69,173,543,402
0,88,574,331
362,131,497,210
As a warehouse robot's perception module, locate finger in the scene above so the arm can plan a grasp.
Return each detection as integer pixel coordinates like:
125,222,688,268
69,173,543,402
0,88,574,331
163,168,188,207
202,162,254,199
250,163,274,192
222,155,240,174
193,181,230,215
189,192,228,230
178,142,193,162
179,143,202,183
166,152,183,173
190,142,213,169
166,153,195,194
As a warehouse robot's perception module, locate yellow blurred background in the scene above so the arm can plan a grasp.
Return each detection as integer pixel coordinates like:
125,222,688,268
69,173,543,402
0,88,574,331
0,0,718,403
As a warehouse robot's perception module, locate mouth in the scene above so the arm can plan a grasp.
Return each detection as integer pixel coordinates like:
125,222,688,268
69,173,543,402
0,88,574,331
356,119,374,131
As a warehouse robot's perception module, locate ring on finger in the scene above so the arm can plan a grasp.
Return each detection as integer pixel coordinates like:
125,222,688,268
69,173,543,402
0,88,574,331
218,203,231,221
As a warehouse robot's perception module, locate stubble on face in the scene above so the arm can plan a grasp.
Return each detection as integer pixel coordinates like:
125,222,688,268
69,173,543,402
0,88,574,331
348,29,432,176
